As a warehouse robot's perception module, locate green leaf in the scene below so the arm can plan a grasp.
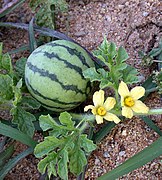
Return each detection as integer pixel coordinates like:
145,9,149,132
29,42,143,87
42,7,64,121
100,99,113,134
69,147,87,175
38,151,57,177
0,122,37,148
1,53,13,75
39,114,69,137
99,80,113,89
108,42,116,60
0,144,14,169
11,106,35,137
0,22,76,45
122,65,139,84
97,136,162,180
30,0,68,29
0,147,33,180
80,134,97,153
12,79,22,106
58,149,69,180
15,57,27,79
21,96,41,109
59,111,75,128
0,0,26,19
29,17,37,52
148,47,162,58
141,76,157,100
83,67,113,89
0,74,14,103
100,37,109,51
35,114,96,179
97,68,109,79
83,67,102,82
34,136,63,158
116,46,129,64
39,114,58,131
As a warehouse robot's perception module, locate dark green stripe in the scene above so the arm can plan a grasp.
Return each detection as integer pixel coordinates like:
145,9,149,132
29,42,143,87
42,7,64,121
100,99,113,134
26,62,85,94
46,42,91,68
42,51,85,79
43,102,78,111
25,77,82,106
37,98,77,111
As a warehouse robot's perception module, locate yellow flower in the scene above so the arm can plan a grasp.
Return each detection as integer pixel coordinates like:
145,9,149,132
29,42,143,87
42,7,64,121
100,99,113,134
118,81,149,118
84,90,120,124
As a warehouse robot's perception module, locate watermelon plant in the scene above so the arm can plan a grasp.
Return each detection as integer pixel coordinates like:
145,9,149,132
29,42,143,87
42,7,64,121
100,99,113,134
0,8,162,180
29,0,68,29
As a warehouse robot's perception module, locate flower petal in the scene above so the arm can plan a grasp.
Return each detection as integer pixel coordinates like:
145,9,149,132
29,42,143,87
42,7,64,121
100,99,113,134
104,112,121,124
93,90,104,107
122,106,133,118
96,115,104,124
118,81,130,97
131,86,145,100
84,105,95,112
132,100,149,113
104,97,116,111
121,96,125,106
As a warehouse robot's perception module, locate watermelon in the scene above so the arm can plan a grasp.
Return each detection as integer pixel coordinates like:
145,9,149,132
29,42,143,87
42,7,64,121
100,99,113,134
25,40,94,112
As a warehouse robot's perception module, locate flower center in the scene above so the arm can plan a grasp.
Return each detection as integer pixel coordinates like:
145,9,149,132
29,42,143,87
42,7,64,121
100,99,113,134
124,96,135,107
97,106,106,116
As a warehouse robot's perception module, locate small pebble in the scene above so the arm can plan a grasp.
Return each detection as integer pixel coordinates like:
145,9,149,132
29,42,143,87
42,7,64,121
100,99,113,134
119,151,126,156
122,129,127,136
143,12,149,17
95,158,100,165
103,151,110,158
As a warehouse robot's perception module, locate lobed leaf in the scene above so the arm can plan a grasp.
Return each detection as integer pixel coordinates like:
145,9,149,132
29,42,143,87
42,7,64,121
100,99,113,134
58,149,69,180
1,53,13,75
34,136,63,158
59,111,75,128
35,113,96,179
15,57,27,79
83,67,102,82
11,106,35,137
20,96,41,109
122,65,139,84
0,74,14,103
116,46,129,64
80,134,97,153
108,42,117,60
38,151,57,176
12,79,22,106
69,147,87,175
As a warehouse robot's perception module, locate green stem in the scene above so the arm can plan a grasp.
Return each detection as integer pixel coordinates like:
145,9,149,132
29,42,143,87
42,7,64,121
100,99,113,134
111,108,162,116
71,113,95,122
72,108,162,123
79,121,90,133
147,109,162,115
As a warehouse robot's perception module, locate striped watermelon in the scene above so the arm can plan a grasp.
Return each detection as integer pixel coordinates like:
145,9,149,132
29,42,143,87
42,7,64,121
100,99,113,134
25,40,94,112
